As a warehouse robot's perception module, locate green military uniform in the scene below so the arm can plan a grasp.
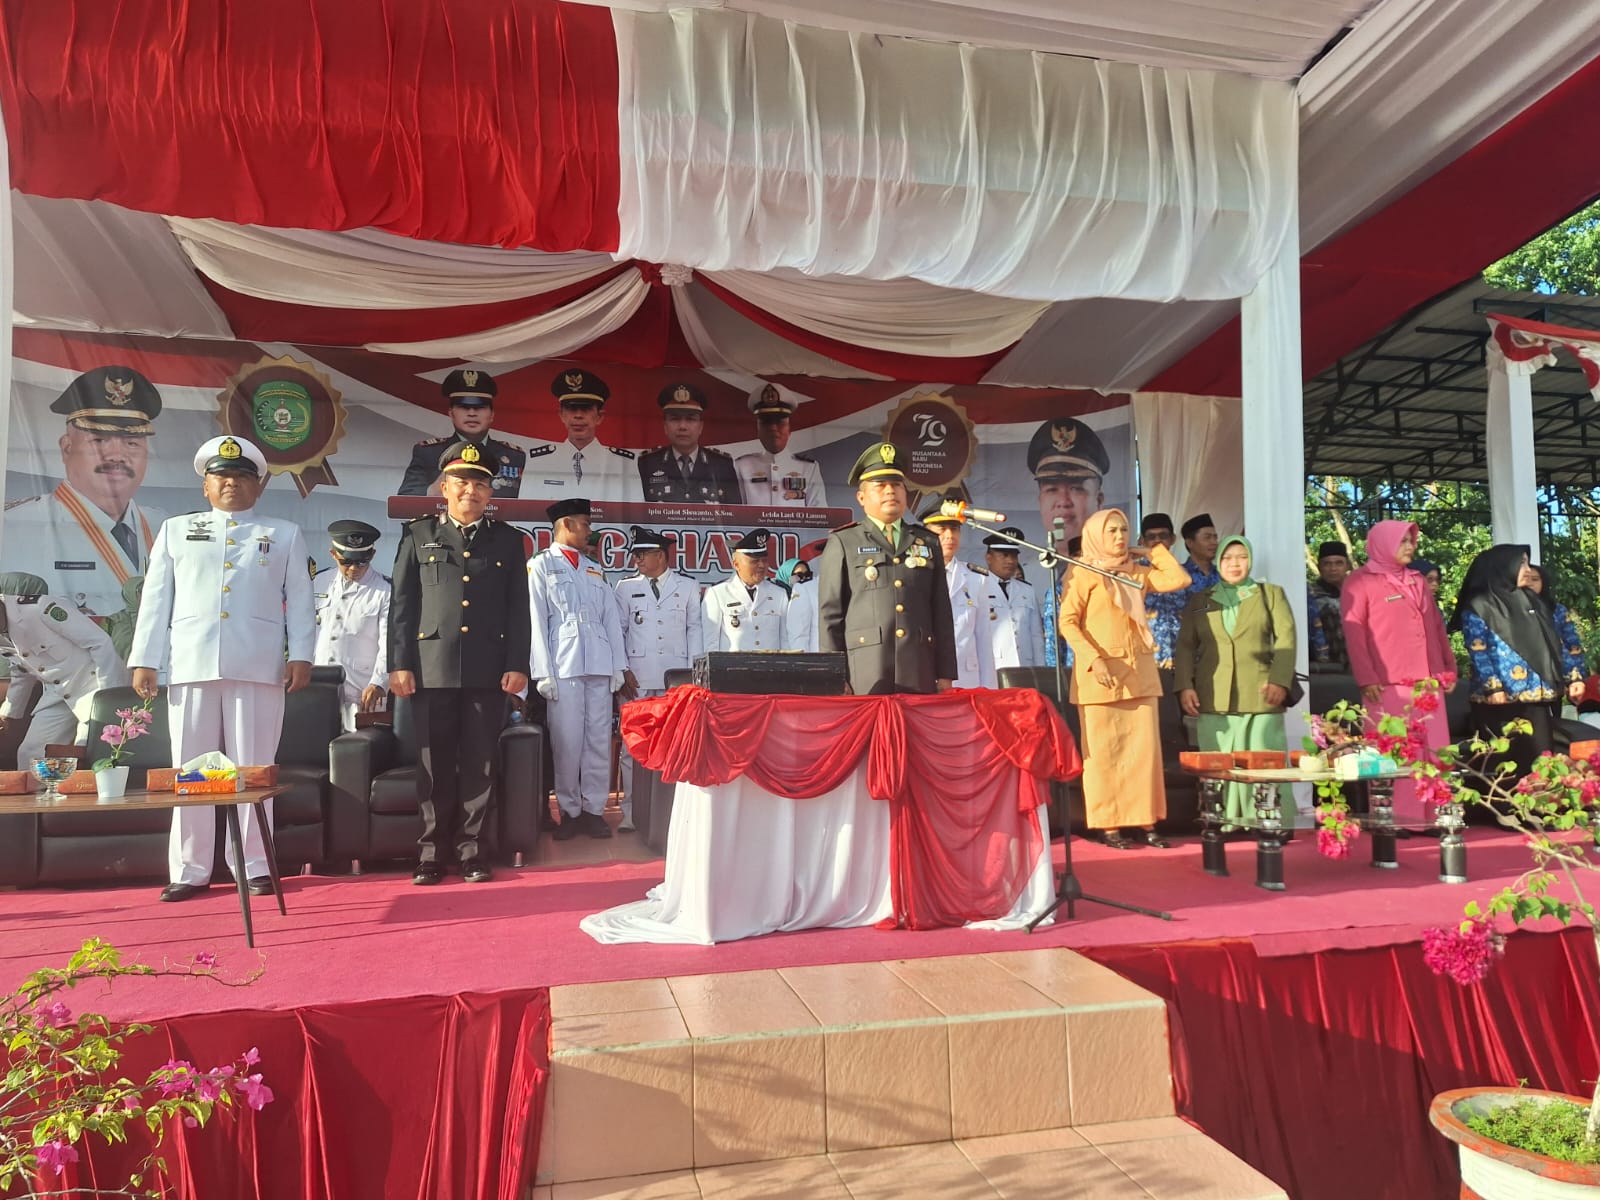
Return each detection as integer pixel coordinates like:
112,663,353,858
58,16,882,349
817,443,957,695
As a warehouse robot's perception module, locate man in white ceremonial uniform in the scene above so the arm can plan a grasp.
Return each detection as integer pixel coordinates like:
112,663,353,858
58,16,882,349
529,497,629,840
312,520,391,731
919,502,993,689
522,369,642,504
732,383,826,508
978,527,1044,687
0,572,129,768
129,435,314,903
702,529,787,652
614,526,703,832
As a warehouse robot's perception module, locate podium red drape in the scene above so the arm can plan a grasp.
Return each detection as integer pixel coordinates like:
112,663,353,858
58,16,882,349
622,687,1081,929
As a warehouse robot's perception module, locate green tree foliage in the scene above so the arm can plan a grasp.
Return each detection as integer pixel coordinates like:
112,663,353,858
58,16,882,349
1483,198,1600,294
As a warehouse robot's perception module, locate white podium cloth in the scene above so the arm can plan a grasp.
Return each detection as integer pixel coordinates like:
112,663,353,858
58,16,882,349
580,764,1055,945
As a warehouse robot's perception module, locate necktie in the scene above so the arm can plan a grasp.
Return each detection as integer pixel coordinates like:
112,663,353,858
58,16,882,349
111,520,138,563
650,578,660,599
1000,580,1010,598
573,451,584,483
679,454,694,479
746,585,757,602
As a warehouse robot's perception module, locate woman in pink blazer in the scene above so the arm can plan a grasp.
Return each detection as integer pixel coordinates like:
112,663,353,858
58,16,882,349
1339,520,1457,820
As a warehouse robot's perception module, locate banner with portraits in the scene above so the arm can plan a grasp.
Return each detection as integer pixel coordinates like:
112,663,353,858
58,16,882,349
3,329,1132,665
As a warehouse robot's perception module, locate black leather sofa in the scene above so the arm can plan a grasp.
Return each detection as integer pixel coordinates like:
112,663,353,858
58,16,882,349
0,669,351,888
327,693,545,869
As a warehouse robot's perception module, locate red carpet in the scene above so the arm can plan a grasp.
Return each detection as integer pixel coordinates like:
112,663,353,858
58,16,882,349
0,828,1544,1021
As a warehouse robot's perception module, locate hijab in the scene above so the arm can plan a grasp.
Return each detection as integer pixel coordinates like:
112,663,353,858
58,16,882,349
773,557,803,594
1079,508,1154,649
1211,535,1258,634
1450,544,1564,686
1361,520,1430,611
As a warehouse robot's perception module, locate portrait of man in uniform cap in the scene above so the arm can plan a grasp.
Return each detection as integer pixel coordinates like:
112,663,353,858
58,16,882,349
398,368,526,499
732,381,826,508
2,365,166,623
637,382,743,503
523,368,642,503
1026,416,1109,545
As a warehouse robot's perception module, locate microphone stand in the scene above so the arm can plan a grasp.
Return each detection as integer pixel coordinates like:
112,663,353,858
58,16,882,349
962,517,1173,929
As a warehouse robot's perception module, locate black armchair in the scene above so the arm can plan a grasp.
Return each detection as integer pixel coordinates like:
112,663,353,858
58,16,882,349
327,694,545,870
635,668,695,853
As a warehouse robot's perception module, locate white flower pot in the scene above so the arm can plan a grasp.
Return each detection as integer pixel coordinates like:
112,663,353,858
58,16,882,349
94,765,130,802
1431,1088,1600,1198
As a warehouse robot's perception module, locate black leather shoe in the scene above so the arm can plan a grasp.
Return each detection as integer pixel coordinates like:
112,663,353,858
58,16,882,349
552,816,581,841
412,862,444,886
1101,832,1138,851
583,811,614,839
246,877,275,897
160,882,208,903
461,859,493,884
1141,831,1174,849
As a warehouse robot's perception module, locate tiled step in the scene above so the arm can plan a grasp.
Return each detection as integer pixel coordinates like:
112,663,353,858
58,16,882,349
538,948,1238,1190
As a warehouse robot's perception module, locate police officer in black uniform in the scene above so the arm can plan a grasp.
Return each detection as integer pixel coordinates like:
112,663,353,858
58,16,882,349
398,368,526,498
388,440,532,885
817,442,957,695
636,382,743,503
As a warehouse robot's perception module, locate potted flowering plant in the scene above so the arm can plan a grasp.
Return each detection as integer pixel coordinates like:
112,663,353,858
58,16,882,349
91,697,156,801
1,937,271,1197
1315,679,1600,1195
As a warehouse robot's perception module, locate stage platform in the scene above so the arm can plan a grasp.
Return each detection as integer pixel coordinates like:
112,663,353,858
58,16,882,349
2,826,1595,1200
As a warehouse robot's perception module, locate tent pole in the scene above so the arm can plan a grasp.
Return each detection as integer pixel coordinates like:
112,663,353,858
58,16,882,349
0,89,12,565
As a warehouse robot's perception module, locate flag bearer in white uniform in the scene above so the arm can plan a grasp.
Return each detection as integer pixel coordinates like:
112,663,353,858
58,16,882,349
312,519,391,731
614,526,703,832
529,498,628,840
978,527,1044,687
130,436,314,903
702,529,787,652
0,572,129,768
919,503,993,689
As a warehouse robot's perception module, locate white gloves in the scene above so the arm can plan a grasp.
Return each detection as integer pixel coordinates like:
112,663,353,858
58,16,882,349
536,678,558,701
611,671,627,694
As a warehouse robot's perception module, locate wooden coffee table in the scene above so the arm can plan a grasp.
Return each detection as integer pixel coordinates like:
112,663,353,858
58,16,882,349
0,785,291,947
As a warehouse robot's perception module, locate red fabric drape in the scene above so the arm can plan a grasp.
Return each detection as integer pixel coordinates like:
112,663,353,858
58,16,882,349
1084,929,1600,1200
622,687,1081,928
0,0,620,252
49,990,550,1200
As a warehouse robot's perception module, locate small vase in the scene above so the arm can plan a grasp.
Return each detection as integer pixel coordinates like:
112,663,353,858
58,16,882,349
1430,1087,1600,1198
94,765,130,803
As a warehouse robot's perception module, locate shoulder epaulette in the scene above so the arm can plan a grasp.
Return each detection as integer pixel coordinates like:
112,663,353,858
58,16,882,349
3,495,39,512
833,522,859,532
967,563,990,575
16,595,40,605
610,446,637,460
792,452,815,463
418,435,450,447
705,446,733,459
527,444,557,459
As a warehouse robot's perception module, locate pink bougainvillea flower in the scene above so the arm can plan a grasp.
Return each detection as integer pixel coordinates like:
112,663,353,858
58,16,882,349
1317,827,1352,859
1422,918,1504,986
241,1046,261,1067
192,951,217,969
157,1059,196,1097
234,1073,275,1110
35,1139,79,1176
35,999,72,1028
1415,775,1453,808
1412,689,1441,714
1580,776,1600,805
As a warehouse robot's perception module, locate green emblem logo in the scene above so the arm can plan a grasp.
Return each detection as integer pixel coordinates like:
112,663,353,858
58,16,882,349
46,604,68,623
252,380,314,452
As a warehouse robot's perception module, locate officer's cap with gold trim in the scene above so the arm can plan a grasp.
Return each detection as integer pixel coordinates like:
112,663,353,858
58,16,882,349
982,527,1026,554
628,525,671,553
657,382,706,414
328,519,382,561
732,527,771,557
441,368,497,407
194,435,266,477
747,381,800,419
52,366,163,437
1027,417,1110,481
847,441,907,486
917,497,964,528
550,368,610,409
546,497,592,524
437,440,495,479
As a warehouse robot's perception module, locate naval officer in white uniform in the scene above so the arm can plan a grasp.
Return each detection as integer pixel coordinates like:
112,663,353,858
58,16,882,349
978,527,1044,687
701,529,788,652
0,572,129,768
732,383,826,509
529,497,629,840
312,519,391,731
919,502,994,689
129,435,315,903
614,526,703,832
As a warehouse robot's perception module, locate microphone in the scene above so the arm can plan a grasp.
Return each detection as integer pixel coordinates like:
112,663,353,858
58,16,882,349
1052,516,1065,547
939,499,1008,524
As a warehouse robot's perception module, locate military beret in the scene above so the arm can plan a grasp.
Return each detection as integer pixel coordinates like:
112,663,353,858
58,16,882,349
658,382,706,413
732,527,772,556
1027,418,1109,480
1140,512,1175,536
52,365,162,436
982,527,1026,553
1317,540,1350,561
329,520,382,559
1181,513,1216,540
437,440,494,479
748,382,797,417
547,497,591,524
628,525,670,552
441,368,497,406
847,442,907,486
551,368,609,408
194,435,266,477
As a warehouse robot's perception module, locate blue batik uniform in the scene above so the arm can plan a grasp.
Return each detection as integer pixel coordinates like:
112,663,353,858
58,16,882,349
1147,559,1220,670
1462,606,1586,702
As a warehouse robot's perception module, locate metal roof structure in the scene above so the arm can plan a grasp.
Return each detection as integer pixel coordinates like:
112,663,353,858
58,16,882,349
1305,279,1600,486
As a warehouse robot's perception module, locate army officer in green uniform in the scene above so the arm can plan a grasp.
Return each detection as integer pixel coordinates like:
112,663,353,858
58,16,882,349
817,442,957,695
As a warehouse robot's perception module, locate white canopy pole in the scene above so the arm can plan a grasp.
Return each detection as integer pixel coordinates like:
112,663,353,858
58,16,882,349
1239,131,1308,801
1484,345,1542,560
0,90,12,565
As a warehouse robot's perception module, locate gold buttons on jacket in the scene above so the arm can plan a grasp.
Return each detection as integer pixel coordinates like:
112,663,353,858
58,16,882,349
222,586,230,593
220,612,229,619
895,629,906,638
461,599,470,607
463,551,472,559
893,579,904,589
224,562,234,569
227,539,235,546
461,625,470,633
895,604,904,613
462,575,470,583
